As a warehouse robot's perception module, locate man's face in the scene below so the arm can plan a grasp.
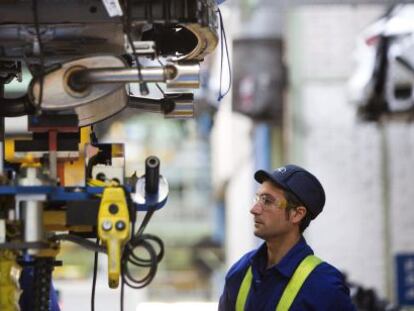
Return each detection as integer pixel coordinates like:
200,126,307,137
250,181,294,241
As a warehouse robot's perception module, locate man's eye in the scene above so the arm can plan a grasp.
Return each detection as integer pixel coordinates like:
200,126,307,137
262,197,274,205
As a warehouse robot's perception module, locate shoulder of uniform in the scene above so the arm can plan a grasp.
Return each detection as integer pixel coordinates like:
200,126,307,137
300,261,356,309
225,249,256,281
307,261,350,292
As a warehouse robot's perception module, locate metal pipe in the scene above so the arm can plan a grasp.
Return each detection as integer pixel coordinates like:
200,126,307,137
379,120,393,302
71,67,173,85
69,63,200,90
23,200,44,255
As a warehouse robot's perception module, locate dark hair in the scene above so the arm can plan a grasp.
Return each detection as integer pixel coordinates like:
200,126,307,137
284,191,312,233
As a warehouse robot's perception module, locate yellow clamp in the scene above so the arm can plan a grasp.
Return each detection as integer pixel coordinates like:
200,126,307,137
0,250,21,311
98,187,131,288
20,154,41,168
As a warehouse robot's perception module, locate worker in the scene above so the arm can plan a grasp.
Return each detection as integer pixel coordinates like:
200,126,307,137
218,164,356,310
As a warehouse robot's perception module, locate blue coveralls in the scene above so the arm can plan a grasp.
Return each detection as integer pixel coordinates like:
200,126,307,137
219,238,357,311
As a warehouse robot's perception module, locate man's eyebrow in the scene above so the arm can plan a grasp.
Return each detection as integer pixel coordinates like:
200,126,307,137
256,192,276,198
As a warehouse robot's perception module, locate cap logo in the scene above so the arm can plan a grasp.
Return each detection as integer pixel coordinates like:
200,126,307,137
277,167,287,173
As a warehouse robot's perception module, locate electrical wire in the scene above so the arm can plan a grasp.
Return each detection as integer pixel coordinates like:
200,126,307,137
217,7,232,101
121,204,164,290
120,272,125,311
49,234,106,253
121,233,164,289
31,0,45,109
122,0,149,96
121,217,136,311
155,83,165,96
48,235,104,311
91,238,100,311
121,196,136,311
154,53,166,96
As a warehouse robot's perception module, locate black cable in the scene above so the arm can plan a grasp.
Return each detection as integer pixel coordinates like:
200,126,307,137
154,56,166,96
120,198,164,290
136,209,154,236
121,233,164,289
123,0,149,96
120,192,135,311
396,56,414,75
91,238,100,311
217,8,232,101
50,234,106,253
31,0,45,109
120,269,125,311
156,55,164,67
155,83,165,96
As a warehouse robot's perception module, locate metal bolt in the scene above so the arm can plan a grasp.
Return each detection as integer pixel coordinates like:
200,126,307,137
102,220,112,231
115,221,126,231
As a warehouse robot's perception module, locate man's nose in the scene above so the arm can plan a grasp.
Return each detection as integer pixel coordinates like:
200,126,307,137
250,202,262,215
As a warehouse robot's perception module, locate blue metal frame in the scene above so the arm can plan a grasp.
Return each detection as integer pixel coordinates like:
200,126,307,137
0,186,167,211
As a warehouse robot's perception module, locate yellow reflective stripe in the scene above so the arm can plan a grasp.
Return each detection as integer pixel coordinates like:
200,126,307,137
235,266,253,311
276,255,322,311
235,255,322,311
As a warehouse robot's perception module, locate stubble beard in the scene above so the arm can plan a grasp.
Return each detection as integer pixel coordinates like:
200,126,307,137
253,227,267,240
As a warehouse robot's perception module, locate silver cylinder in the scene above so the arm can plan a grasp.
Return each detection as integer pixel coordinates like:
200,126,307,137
74,67,168,84
16,166,48,255
22,200,44,255
165,100,194,119
71,62,200,89
166,63,200,89
17,167,49,186
49,150,57,181
0,219,5,243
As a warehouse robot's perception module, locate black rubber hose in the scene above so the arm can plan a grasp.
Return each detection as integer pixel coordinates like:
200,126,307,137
145,156,160,194
0,95,36,117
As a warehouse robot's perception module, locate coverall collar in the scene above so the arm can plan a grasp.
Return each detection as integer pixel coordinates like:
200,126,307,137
250,237,314,278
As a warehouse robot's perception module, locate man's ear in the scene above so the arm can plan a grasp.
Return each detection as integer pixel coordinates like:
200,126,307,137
291,206,307,224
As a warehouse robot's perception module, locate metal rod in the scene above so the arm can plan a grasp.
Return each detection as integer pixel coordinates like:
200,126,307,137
379,120,393,302
48,130,58,182
72,67,174,85
23,200,44,255
68,63,199,90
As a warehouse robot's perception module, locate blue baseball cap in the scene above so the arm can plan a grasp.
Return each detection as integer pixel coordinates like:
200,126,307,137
254,164,325,219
